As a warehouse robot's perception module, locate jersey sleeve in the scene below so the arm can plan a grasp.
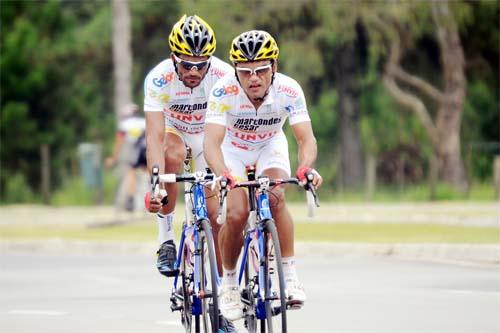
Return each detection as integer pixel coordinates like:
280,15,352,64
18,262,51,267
203,58,233,100
143,67,168,112
205,81,231,126
287,81,311,126
117,119,127,133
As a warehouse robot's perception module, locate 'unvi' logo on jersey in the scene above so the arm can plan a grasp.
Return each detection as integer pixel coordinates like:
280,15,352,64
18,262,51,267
153,72,175,88
211,67,226,78
277,85,298,98
212,85,239,98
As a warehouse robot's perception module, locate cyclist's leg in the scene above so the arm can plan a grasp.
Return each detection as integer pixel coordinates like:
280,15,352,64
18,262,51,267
256,133,293,258
156,127,186,277
124,165,137,211
219,147,252,271
134,148,148,213
257,135,306,306
218,147,251,321
189,135,224,276
160,128,186,216
125,147,147,212
204,186,223,275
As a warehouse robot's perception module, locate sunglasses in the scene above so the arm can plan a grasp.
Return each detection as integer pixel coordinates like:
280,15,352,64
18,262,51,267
236,64,273,77
172,54,211,71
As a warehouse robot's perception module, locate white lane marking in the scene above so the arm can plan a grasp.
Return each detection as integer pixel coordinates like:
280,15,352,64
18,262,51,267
442,289,500,296
9,310,66,316
86,274,127,284
156,320,183,327
101,314,125,319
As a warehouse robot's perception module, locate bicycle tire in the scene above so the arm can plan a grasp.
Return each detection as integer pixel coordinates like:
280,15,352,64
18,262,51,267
199,218,219,333
242,235,258,332
179,237,193,333
263,219,287,333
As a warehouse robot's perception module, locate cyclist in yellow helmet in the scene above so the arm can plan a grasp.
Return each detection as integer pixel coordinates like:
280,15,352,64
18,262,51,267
204,30,323,321
144,14,232,286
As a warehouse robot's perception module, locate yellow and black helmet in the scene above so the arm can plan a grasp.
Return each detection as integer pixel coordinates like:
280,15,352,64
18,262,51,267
229,30,279,63
168,15,216,57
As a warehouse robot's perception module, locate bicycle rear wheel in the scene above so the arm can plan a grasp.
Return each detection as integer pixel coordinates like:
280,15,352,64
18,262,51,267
198,218,219,333
263,219,287,333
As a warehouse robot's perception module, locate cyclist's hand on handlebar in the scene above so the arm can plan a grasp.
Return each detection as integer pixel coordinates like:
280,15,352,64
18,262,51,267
221,170,236,189
296,166,323,188
210,170,235,195
144,190,168,213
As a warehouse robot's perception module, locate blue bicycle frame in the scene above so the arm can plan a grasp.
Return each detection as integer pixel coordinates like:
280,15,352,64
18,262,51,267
238,187,274,320
173,176,212,316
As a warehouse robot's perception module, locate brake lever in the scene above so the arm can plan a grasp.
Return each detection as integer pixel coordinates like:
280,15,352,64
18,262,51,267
216,177,229,224
151,164,168,206
304,171,320,207
151,165,160,195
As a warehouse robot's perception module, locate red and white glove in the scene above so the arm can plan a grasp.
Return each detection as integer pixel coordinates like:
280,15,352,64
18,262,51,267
296,166,322,187
221,170,236,189
144,189,167,213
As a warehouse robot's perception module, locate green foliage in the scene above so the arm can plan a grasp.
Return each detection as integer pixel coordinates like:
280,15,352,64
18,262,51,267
463,80,499,180
0,1,182,201
0,0,498,203
360,82,432,158
2,172,35,204
130,1,180,99
51,172,118,206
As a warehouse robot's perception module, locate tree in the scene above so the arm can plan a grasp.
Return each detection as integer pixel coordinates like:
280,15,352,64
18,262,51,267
381,0,468,191
112,0,132,121
333,19,367,188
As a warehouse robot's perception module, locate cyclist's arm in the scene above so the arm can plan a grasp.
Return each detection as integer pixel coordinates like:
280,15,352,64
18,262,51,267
291,121,317,169
203,123,228,175
145,111,165,174
105,131,125,167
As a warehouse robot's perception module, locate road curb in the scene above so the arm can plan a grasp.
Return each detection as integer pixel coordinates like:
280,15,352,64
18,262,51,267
295,242,500,265
1,239,499,265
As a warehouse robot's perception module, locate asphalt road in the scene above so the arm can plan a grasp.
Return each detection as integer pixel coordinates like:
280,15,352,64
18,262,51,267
1,252,499,333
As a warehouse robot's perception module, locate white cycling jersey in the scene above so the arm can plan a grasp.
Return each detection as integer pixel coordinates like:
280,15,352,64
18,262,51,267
144,56,232,134
117,116,146,165
118,116,145,142
205,72,311,178
143,56,232,169
205,72,311,151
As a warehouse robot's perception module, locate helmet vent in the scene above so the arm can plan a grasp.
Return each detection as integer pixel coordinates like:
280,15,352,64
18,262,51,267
240,43,250,59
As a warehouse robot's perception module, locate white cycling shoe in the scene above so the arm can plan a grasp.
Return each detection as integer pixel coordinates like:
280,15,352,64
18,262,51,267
286,278,306,309
219,284,244,321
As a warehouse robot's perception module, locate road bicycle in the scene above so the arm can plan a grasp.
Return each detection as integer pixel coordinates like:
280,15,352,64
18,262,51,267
218,166,319,333
150,149,220,333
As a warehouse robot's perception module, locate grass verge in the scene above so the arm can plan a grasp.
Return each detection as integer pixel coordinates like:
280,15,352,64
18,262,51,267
0,223,498,244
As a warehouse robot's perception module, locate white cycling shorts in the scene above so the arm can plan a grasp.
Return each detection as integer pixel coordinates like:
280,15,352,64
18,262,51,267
221,132,291,182
165,126,207,172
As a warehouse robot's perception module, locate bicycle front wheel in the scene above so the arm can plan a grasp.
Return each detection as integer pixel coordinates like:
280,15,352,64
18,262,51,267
199,218,219,333
263,219,287,333
178,234,193,333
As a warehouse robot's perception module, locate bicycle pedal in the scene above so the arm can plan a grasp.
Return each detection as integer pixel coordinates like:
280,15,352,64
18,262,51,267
286,300,304,310
162,268,180,277
170,304,183,312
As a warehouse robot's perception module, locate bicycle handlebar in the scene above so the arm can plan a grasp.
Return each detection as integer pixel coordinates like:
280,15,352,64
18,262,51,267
216,174,320,224
149,164,215,208
234,177,300,189
158,172,214,184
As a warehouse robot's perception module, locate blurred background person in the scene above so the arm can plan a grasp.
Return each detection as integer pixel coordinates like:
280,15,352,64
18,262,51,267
105,103,147,212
